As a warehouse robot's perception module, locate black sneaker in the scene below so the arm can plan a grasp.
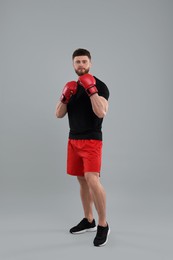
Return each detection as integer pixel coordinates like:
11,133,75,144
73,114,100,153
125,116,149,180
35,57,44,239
93,224,110,247
69,218,97,234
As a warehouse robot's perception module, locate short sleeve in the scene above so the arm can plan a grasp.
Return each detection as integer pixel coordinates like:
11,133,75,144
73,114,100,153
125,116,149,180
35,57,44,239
95,77,110,100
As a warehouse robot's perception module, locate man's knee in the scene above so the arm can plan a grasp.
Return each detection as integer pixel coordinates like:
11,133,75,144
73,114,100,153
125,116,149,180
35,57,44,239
84,172,99,187
77,176,87,186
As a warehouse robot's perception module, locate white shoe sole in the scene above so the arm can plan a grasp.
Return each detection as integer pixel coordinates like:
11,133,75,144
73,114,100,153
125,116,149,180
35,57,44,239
71,226,97,234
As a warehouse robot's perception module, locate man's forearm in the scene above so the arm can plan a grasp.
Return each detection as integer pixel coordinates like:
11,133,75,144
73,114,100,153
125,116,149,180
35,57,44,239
55,101,67,118
90,94,108,118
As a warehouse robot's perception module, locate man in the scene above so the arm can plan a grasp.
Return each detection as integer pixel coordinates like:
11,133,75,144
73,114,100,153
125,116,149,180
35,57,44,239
55,48,110,247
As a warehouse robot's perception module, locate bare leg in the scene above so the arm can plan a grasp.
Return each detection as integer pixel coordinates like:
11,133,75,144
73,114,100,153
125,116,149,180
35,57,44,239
84,172,107,227
77,176,94,222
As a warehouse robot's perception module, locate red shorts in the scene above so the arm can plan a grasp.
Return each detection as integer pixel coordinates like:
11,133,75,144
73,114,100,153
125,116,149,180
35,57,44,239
67,139,102,176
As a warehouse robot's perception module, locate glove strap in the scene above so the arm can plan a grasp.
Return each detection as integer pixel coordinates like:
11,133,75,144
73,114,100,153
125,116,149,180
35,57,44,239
60,94,68,104
86,85,98,97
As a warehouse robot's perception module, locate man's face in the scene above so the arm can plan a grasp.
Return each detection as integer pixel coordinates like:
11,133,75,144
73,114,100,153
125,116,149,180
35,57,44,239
73,56,92,76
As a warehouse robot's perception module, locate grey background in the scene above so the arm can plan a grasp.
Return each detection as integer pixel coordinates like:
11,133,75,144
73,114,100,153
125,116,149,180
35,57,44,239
0,0,173,259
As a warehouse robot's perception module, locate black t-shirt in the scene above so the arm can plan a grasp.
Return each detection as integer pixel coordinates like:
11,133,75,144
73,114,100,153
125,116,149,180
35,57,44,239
67,76,109,140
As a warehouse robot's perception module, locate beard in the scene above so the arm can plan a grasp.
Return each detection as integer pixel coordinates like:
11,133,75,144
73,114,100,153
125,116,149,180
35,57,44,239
75,67,90,76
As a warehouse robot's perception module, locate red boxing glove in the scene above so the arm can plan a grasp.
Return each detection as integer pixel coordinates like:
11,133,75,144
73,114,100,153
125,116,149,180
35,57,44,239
78,74,98,97
60,81,77,104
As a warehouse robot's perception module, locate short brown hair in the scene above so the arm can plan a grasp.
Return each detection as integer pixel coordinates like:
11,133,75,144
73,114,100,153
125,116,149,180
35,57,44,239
72,48,91,60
